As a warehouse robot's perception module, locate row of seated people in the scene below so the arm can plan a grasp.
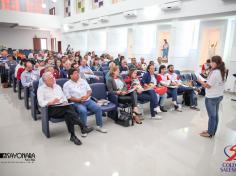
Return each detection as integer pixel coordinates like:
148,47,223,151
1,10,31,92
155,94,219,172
1,50,202,146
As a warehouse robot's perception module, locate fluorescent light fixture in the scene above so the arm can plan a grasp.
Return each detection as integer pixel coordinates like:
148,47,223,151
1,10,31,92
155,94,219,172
52,0,57,2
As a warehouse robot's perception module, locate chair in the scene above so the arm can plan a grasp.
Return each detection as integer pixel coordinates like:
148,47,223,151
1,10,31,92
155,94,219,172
101,63,108,67
191,73,197,82
185,74,192,81
90,83,117,114
30,80,39,120
107,90,135,125
41,78,69,138
23,86,31,109
102,66,109,71
103,70,109,76
93,71,104,77
90,76,105,84
174,70,181,75
17,80,23,100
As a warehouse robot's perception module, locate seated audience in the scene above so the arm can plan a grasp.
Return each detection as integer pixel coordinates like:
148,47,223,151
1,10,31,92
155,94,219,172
140,57,147,71
154,57,162,72
5,54,17,86
54,59,62,75
91,57,103,72
166,65,200,111
79,58,99,80
157,65,182,111
106,66,142,123
60,60,72,78
21,61,40,87
0,49,8,62
201,59,211,78
63,68,107,134
129,58,138,70
124,68,159,120
119,59,129,75
15,59,26,79
114,54,121,66
37,72,93,145
105,62,116,81
38,66,56,87
141,64,167,116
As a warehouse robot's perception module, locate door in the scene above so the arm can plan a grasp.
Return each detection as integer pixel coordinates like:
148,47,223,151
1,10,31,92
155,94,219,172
58,41,62,53
33,38,41,50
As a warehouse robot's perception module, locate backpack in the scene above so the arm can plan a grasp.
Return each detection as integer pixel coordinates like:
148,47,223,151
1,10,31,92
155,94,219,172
183,92,198,106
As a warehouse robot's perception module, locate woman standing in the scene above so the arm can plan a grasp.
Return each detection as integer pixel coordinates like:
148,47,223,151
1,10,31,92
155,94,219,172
198,56,225,138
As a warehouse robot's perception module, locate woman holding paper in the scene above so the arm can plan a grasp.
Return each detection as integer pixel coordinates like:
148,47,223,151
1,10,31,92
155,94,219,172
141,64,167,115
106,66,142,124
198,56,226,138
157,65,182,112
124,68,159,119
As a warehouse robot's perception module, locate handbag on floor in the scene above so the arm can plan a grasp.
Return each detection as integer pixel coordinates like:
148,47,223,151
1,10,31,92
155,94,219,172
116,109,132,127
183,92,198,106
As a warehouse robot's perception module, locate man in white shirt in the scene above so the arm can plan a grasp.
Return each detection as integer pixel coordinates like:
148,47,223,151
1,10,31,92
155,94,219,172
37,72,93,145
166,65,200,111
63,68,107,134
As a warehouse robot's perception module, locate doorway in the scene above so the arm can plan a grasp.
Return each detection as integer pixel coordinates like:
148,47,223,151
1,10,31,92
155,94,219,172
199,28,220,65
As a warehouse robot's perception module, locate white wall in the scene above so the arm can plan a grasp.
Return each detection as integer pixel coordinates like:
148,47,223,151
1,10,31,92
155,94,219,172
0,10,61,29
63,0,236,32
0,27,51,50
225,19,236,92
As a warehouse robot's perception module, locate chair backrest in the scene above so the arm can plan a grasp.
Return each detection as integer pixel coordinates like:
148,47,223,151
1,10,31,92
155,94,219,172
174,70,181,75
101,63,108,67
90,76,105,84
90,83,107,100
180,73,191,82
191,73,197,81
103,70,109,76
121,73,127,80
102,66,109,71
56,78,68,88
185,74,192,81
93,71,104,77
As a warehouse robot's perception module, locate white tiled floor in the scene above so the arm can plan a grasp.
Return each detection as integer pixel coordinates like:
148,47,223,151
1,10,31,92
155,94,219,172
0,86,235,176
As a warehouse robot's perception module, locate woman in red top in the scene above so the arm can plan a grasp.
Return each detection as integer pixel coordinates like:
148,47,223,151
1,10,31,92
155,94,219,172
124,68,159,119
157,65,182,111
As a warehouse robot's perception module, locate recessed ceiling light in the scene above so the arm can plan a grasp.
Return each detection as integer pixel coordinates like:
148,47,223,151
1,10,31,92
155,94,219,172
52,0,57,3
